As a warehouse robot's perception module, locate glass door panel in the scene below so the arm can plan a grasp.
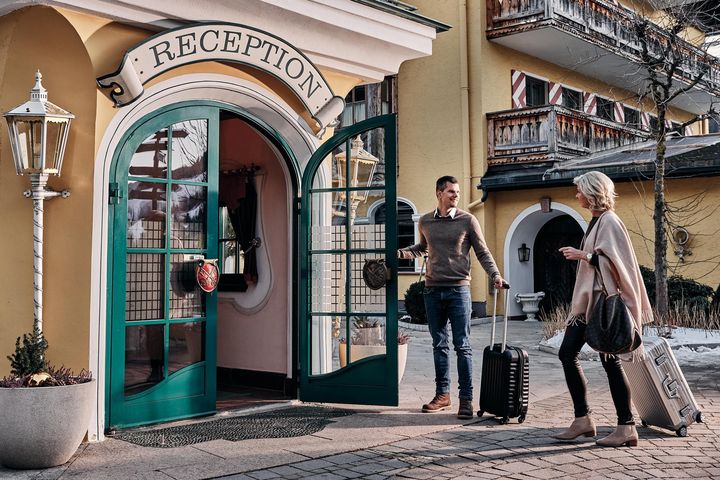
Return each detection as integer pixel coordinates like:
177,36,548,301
109,106,218,428
300,115,398,406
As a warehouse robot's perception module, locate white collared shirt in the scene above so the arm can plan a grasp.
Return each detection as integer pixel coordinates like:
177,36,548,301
434,207,457,219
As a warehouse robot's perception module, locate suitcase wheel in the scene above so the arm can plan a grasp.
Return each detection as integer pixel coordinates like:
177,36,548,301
676,426,688,437
500,417,510,425
518,414,526,424
641,420,648,428
477,410,484,418
695,412,704,424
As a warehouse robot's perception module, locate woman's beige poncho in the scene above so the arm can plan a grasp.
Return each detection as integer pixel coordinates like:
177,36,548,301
568,210,654,335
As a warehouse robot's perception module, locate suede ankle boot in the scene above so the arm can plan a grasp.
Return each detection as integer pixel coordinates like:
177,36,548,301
553,415,597,440
596,424,638,447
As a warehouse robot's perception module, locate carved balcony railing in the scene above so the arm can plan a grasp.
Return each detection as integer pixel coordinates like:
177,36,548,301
487,0,720,99
487,105,648,166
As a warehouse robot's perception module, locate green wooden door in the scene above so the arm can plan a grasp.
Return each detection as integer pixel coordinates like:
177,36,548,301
108,105,219,428
299,114,398,405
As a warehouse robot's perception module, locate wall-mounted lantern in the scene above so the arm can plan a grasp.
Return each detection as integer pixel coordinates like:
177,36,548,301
518,243,531,262
672,226,692,262
4,71,74,334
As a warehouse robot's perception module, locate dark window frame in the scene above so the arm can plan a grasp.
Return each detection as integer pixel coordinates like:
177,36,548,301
596,97,615,122
525,75,548,107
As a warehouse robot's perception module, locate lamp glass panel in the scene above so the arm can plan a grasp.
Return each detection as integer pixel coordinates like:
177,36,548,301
45,120,64,171
15,120,42,171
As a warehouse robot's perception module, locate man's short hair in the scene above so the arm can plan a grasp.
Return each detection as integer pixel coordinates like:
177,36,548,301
436,176,459,192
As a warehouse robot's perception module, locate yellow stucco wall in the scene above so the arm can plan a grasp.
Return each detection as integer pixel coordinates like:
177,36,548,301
398,0,717,314
0,6,365,376
0,6,97,376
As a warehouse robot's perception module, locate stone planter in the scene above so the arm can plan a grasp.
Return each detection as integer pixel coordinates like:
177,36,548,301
0,379,95,469
515,291,545,321
338,343,408,383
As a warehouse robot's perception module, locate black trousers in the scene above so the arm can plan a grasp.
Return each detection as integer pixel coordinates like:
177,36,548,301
559,321,634,425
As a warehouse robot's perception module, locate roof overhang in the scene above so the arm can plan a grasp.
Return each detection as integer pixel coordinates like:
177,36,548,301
0,0,448,83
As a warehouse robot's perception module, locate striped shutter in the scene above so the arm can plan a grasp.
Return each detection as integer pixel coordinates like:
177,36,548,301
614,103,625,124
512,70,526,109
641,112,650,130
549,82,563,105
584,93,597,115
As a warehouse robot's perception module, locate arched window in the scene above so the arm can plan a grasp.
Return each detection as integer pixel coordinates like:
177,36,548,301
374,200,416,272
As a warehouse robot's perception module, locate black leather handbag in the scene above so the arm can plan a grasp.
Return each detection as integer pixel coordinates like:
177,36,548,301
586,262,642,355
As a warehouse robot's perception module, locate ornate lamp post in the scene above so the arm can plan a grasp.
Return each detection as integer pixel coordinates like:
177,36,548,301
4,71,74,334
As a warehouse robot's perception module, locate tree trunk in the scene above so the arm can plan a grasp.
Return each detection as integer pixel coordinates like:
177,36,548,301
653,120,669,331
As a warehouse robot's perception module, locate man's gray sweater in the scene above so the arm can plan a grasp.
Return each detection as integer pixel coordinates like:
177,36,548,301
399,209,500,286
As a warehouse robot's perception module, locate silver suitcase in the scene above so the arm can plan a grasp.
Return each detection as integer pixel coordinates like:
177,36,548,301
621,336,703,437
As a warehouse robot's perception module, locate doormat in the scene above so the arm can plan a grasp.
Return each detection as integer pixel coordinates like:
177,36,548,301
113,406,354,448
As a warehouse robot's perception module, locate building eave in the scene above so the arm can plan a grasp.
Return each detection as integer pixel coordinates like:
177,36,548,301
0,0,443,82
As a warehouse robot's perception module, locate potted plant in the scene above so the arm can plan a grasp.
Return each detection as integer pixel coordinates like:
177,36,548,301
0,326,94,469
338,318,410,383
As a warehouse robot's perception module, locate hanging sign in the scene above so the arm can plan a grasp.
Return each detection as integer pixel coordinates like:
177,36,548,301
97,22,344,130
195,259,220,293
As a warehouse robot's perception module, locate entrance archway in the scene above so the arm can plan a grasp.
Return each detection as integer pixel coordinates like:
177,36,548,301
90,75,315,440
504,203,587,318
533,216,584,316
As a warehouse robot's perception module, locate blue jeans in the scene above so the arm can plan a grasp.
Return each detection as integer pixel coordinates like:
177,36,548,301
424,285,473,400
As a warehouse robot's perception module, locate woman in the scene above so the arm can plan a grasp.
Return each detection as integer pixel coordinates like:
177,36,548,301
554,171,653,447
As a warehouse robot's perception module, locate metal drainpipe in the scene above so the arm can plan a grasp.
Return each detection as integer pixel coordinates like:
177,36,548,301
459,0,474,209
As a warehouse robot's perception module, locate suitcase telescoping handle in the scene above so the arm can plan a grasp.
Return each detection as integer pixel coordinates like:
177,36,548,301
490,281,511,353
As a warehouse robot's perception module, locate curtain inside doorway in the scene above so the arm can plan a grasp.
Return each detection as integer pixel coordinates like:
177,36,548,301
219,170,259,286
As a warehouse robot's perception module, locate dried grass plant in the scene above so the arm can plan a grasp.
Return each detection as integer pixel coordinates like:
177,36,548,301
541,303,570,340
648,302,720,336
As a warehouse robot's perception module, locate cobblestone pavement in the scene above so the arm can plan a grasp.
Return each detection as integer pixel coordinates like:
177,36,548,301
2,322,718,479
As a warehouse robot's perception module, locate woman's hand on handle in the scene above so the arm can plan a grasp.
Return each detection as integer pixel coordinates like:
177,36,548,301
559,246,589,262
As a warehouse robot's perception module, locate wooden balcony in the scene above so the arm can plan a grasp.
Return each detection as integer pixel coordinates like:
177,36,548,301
486,0,720,114
487,105,648,166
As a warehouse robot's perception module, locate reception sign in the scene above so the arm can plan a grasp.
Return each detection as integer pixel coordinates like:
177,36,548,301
97,22,344,129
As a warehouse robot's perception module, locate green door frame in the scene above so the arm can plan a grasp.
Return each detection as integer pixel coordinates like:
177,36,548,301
106,100,301,429
298,114,399,405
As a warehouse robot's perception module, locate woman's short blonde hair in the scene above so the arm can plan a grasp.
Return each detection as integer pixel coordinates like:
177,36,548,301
573,171,616,211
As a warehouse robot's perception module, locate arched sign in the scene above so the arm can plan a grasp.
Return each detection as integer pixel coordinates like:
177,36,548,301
97,22,344,131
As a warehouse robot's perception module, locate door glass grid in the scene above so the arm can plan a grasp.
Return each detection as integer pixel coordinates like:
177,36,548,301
123,118,210,397
125,253,165,321
170,253,205,318
308,126,391,376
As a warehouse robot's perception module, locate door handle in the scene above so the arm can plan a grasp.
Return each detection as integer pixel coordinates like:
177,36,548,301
662,374,679,399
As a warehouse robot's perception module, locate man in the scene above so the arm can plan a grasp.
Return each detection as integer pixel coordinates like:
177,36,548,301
399,176,504,419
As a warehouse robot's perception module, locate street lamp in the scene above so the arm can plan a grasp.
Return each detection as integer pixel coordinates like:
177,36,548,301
4,71,74,334
334,135,379,223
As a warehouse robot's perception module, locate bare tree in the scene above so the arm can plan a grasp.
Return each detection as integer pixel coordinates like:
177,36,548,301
628,0,720,323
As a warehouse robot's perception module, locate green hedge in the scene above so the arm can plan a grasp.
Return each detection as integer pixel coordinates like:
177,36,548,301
403,280,427,324
640,265,714,313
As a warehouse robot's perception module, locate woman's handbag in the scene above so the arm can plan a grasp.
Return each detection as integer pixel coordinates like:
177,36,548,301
586,261,642,355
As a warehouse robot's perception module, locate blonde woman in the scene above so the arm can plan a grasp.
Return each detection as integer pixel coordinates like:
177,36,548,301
554,171,653,447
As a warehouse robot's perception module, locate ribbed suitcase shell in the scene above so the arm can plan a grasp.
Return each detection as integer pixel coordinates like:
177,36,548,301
622,336,702,436
479,344,529,422
478,285,530,423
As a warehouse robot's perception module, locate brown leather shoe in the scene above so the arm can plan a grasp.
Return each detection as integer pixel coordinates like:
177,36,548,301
421,393,451,413
457,399,474,419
